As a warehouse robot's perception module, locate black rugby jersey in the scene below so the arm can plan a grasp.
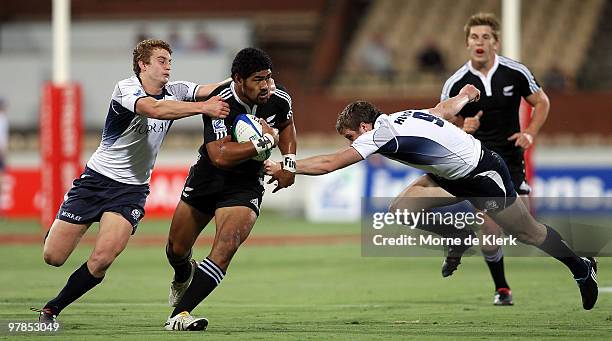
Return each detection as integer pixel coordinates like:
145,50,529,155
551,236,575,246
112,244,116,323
440,55,540,158
196,81,293,177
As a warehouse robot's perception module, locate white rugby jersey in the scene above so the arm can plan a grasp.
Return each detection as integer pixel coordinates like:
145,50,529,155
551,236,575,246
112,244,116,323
87,76,199,185
352,110,482,180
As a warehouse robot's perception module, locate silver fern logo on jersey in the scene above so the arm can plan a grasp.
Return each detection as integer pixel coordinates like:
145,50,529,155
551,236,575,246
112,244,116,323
503,85,514,96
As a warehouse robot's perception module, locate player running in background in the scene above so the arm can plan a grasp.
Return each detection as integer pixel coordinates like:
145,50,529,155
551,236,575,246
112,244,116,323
163,47,297,331
265,84,597,312
440,12,550,305
33,39,230,323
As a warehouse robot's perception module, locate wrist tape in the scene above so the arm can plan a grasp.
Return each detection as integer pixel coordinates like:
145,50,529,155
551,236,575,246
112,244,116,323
282,154,296,173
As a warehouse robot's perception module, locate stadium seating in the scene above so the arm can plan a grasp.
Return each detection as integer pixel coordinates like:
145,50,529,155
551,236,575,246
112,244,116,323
333,0,605,96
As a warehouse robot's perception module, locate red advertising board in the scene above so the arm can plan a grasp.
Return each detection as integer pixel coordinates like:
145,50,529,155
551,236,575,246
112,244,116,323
1,167,188,220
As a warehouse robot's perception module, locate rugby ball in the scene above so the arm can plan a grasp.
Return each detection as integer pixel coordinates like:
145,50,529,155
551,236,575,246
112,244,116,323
232,114,272,161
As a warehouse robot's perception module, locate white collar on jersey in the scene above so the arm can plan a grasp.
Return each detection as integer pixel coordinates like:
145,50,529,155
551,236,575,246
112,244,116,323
230,81,259,116
374,115,385,129
467,54,499,97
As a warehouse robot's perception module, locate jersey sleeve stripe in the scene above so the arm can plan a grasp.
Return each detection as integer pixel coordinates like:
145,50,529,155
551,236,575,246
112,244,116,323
500,57,540,92
218,88,231,97
441,64,469,101
275,88,291,99
274,89,292,107
274,93,292,108
498,56,541,94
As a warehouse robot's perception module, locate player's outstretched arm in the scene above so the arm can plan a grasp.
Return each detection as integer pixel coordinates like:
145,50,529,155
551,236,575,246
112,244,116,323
207,120,279,169
430,84,480,120
265,147,363,176
136,96,229,120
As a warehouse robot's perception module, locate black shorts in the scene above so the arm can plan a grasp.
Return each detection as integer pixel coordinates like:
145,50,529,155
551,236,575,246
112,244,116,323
429,147,517,212
180,164,264,216
56,167,149,234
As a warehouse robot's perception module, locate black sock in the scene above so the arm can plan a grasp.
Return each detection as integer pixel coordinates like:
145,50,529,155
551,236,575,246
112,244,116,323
483,248,509,290
167,244,193,283
171,257,225,317
44,262,103,316
537,225,587,278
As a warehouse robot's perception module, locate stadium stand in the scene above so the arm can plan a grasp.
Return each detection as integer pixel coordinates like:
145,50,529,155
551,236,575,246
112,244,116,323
333,0,604,97
579,0,612,90
1,0,611,145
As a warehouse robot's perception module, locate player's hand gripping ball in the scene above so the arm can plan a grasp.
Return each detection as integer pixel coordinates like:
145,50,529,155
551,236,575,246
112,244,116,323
233,114,272,161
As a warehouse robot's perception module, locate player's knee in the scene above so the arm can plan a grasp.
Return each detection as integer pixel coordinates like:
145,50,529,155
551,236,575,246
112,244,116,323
43,251,66,267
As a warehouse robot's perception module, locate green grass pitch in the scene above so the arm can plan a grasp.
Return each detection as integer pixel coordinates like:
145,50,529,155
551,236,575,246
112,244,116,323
0,213,610,340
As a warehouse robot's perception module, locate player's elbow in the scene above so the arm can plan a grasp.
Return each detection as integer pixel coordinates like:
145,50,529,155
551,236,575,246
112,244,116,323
210,153,237,169
210,156,230,169
538,93,551,113
319,165,334,174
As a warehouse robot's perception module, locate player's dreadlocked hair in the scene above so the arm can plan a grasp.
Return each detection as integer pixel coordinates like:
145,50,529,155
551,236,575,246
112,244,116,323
231,47,273,80
464,12,500,42
133,39,172,76
336,101,385,133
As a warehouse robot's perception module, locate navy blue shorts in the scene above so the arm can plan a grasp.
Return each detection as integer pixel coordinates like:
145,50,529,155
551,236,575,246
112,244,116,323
56,167,150,234
429,147,517,212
